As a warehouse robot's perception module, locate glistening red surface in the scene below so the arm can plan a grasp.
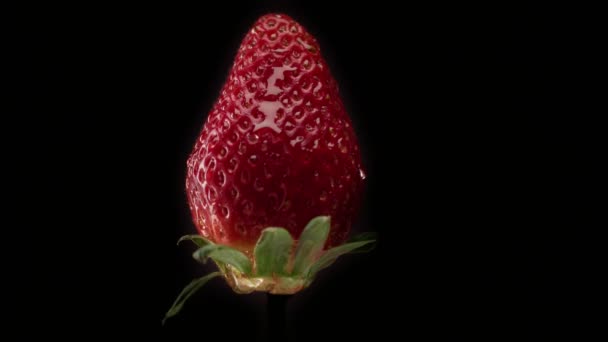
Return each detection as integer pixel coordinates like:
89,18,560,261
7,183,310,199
186,14,364,252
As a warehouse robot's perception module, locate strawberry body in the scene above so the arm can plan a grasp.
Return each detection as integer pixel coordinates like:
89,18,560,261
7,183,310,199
186,14,364,253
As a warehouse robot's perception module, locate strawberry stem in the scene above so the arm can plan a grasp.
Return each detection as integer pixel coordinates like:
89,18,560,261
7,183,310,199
267,294,290,341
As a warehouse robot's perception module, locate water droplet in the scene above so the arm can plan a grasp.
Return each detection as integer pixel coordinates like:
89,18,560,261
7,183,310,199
246,133,259,144
359,168,367,180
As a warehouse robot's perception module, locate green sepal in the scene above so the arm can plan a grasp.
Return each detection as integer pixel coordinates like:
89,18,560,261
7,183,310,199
193,245,252,275
291,216,330,276
307,239,376,278
162,271,221,325
254,227,294,276
346,232,378,253
177,234,213,248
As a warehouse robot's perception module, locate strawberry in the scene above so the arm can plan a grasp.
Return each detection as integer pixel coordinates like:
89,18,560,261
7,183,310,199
165,14,375,324
185,13,364,252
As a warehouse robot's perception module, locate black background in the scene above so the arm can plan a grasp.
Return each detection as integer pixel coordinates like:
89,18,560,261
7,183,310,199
12,1,600,340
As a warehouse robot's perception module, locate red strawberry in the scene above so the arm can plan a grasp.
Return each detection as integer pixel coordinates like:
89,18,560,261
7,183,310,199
165,14,376,324
185,13,364,254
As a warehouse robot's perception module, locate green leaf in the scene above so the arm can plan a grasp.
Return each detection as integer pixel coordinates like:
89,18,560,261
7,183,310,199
308,239,376,278
193,245,252,275
348,232,378,242
347,232,378,253
292,216,330,276
177,234,213,248
254,227,294,276
162,272,221,325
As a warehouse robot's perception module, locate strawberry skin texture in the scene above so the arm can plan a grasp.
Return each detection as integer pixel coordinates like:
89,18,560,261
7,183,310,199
186,13,364,252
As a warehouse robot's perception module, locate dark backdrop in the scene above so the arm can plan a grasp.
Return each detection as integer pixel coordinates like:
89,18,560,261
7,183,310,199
17,1,596,340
